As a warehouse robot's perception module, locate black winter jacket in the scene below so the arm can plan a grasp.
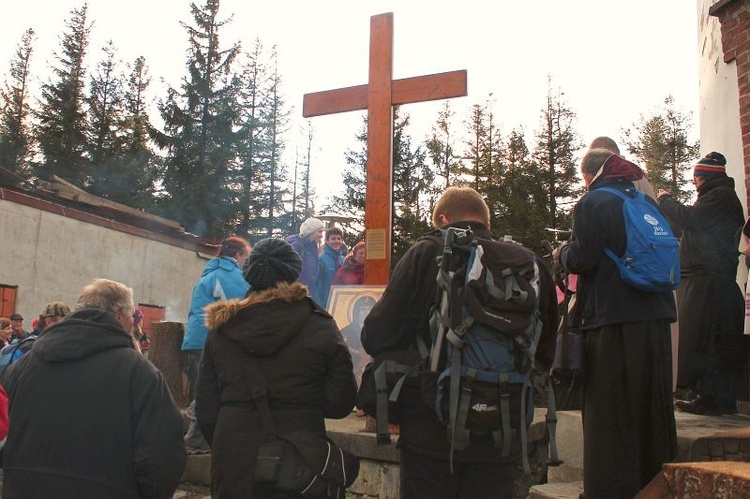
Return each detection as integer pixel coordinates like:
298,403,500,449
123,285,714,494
659,175,744,278
361,222,558,463
195,282,356,497
1,309,186,499
561,179,677,330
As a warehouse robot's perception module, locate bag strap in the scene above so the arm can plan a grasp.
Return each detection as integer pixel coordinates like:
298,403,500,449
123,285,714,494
245,355,277,439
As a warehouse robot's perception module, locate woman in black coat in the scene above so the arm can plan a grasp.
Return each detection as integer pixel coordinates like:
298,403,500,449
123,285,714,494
195,238,357,498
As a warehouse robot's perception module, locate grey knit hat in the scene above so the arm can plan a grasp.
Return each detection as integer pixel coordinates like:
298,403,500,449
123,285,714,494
244,238,302,291
299,217,324,238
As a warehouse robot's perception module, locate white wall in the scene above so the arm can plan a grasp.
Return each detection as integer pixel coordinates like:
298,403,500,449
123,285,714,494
697,1,746,212
0,199,209,325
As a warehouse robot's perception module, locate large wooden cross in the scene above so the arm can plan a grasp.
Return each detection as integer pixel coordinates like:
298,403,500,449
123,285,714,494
303,12,467,285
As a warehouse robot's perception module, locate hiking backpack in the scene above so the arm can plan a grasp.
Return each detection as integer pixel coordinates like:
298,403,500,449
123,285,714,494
422,227,558,474
598,187,681,292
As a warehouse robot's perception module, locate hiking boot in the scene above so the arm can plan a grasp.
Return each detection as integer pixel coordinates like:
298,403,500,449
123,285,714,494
674,395,728,416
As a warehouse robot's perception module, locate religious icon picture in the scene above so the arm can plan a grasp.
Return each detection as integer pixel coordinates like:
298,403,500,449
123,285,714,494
327,285,385,384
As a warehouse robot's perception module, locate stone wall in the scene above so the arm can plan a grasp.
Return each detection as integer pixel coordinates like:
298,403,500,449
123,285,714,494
0,196,210,324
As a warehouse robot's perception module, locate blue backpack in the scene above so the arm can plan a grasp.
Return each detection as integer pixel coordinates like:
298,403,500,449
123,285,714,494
0,335,36,377
599,187,681,292
422,227,558,475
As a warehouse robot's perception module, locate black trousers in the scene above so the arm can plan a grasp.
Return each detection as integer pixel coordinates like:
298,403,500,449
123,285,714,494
583,320,677,499
400,447,517,499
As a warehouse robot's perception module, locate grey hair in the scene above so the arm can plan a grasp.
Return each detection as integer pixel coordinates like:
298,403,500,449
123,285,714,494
75,278,134,316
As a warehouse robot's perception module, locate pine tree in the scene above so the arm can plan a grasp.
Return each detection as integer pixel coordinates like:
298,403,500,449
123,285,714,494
425,102,462,189
392,108,433,264
331,118,367,225
106,55,160,209
87,40,126,198
463,96,504,224
499,129,550,251
158,0,241,236
0,27,36,186
622,96,699,202
35,4,92,185
289,121,316,232
235,38,270,237
260,47,291,236
532,78,583,230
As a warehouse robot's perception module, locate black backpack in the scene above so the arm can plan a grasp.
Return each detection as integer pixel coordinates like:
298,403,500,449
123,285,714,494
421,227,559,474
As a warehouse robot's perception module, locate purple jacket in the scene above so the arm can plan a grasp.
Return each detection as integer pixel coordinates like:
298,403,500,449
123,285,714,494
285,234,320,297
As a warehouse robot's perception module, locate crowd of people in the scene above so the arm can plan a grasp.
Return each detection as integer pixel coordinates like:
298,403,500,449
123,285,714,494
0,142,748,498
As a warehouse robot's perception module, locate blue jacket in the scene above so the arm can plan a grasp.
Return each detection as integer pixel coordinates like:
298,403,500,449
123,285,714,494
316,244,345,308
285,234,320,298
182,257,249,351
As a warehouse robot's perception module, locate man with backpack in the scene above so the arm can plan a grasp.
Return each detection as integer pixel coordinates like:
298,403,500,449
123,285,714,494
361,186,557,499
559,149,678,498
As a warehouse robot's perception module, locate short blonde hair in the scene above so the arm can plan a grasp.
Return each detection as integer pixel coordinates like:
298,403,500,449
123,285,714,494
75,278,134,316
432,186,491,229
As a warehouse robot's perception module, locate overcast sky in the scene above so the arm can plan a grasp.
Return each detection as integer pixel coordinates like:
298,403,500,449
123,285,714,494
1,0,700,205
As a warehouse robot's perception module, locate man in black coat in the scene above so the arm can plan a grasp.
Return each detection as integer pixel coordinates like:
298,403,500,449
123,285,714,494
658,151,748,415
361,186,557,499
1,278,186,499
560,149,678,498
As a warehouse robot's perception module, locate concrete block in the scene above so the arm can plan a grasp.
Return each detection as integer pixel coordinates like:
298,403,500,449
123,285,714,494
181,454,211,487
528,481,583,499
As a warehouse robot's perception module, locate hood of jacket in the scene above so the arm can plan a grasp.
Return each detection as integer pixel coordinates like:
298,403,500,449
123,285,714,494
204,282,319,357
201,256,240,277
589,153,644,190
32,308,134,363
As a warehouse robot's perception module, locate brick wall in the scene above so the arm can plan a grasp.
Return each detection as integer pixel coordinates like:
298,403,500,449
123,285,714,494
711,0,750,202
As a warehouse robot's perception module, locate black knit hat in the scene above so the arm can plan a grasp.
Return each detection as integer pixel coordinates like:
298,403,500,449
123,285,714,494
244,238,302,291
694,151,727,178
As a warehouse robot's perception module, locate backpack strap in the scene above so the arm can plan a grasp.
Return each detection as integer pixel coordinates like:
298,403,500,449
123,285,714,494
245,355,277,440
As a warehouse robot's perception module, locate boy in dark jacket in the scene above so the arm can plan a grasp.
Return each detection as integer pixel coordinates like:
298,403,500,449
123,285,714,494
362,186,557,499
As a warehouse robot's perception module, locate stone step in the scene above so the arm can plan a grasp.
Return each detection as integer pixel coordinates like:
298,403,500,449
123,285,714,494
528,481,583,499
548,410,750,484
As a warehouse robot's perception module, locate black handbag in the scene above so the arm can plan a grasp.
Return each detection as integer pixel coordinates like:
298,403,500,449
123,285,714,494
247,356,360,498
550,274,584,411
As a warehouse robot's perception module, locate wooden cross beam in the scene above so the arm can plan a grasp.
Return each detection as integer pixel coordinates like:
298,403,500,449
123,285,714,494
303,12,467,285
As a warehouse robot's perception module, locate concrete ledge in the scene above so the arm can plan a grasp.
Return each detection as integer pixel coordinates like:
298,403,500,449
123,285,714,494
180,409,553,494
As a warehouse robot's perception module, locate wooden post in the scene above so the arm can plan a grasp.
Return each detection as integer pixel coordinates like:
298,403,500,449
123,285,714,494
149,321,187,408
